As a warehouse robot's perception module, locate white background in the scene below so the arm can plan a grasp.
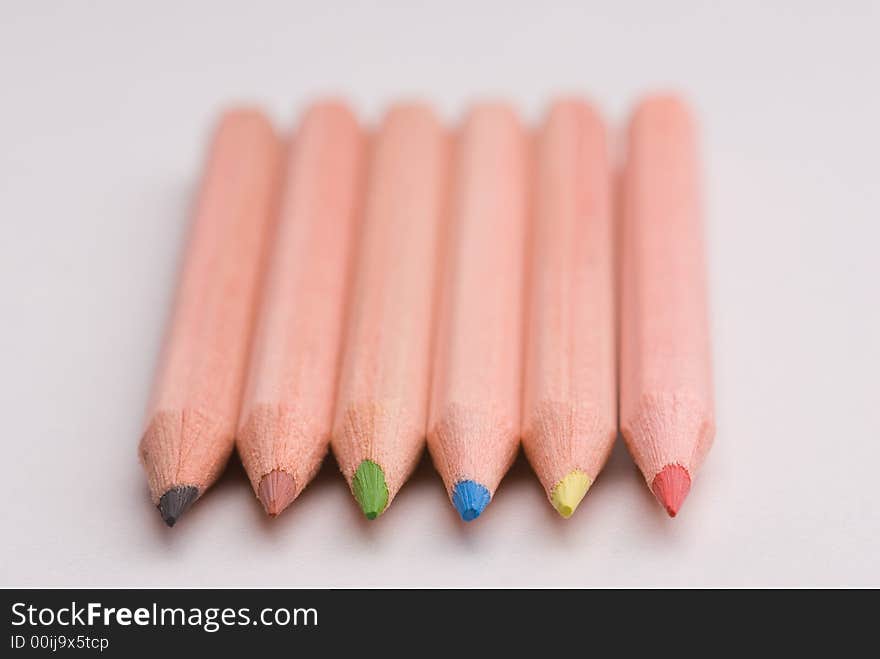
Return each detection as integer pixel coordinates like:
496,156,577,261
2,1,878,587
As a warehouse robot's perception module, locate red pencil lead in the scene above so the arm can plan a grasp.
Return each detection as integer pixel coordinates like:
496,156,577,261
651,464,691,517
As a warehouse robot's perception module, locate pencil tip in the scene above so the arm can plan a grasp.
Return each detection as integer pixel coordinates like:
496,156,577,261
351,460,389,520
258,470,297,517
550,471,592,518
451,480,491,522
651,464,691,517
157,485,199,527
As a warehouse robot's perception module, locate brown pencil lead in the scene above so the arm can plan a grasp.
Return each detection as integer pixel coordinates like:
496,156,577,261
157,485,199,527
257,470,297,517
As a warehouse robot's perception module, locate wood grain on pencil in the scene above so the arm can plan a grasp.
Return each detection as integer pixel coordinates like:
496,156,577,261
237,102,364,517
427,104,528,521
331,104,448,519
619,95,715,517
139,108,281,526
522,100,617,518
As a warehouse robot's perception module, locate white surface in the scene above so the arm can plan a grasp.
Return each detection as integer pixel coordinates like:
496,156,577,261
1,0,878,587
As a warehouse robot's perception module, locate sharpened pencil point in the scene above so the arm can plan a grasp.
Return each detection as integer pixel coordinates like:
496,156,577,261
157,485,199,527
351,460,389,519
550,470,592,518
651,464,691,517
451,480,491,522
258,470,297,517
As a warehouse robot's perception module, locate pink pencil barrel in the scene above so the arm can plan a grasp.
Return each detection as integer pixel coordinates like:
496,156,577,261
237,102,364,517
331,104,449,519
522,99,617,518
619,95,715,517
427,104,529,521
139,108,282,526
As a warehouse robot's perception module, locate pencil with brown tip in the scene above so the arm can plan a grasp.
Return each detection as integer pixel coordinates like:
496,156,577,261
620,94,715,517
139,108,281,527
237,102,364,517
522,99,617,519
427,104,528,522
331,104,448,520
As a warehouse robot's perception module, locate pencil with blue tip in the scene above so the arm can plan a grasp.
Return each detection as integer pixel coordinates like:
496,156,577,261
427,104,528,522
521,99,617,518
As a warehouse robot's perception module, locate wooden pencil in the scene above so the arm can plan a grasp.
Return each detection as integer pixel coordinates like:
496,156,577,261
139,108,282,526
619,94,715,517
237,102,364,517
331,104,448,519
427,104,528,521
522,99,617,518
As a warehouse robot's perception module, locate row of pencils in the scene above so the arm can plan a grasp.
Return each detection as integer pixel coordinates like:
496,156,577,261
139,94,715,527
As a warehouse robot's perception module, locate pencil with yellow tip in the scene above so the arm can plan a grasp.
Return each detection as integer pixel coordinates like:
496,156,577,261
331,104,448,520
522,99,617,519
237,101,364,517
427,104,528,522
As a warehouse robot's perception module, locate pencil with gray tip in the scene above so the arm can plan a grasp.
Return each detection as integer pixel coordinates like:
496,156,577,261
139,108,281,527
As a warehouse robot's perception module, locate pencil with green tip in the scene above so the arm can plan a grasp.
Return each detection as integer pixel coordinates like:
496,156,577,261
521,99,617,518
331,103,448,519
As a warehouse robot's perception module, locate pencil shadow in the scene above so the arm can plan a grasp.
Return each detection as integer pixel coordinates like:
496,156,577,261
440,449,547,545
336,448,458,538
492,447,547,511
244,451,354,537
602,433,679,537
402,449,465,534
141,449,252,546
293,449,398,541
198,454,252,520
305,452,379,536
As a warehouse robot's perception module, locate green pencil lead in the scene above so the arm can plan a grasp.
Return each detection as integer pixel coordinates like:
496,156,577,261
351,460,389,519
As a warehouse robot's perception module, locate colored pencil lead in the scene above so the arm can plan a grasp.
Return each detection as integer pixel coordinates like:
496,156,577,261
157,485,199,527
257,470,297,517
451,480,491,522
550,470,592,519
651,464,691,517
352,460,389,520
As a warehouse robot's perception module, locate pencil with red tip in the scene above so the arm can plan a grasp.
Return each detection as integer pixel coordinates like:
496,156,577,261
427,104,528,522
331,104,448,520
522,99,617,518
619,94,716,517
139,108,281,527
237,102,364,517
